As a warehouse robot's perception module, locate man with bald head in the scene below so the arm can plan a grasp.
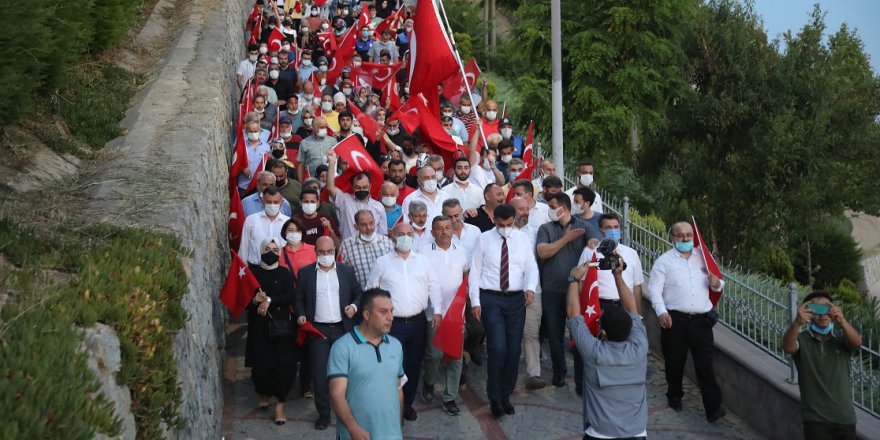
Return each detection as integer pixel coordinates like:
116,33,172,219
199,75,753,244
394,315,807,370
367,222,443,422
402,166,450,228
295,236,363,430
339,210,394,288
380,181,403,230
647,221,725,422
297,115,337,178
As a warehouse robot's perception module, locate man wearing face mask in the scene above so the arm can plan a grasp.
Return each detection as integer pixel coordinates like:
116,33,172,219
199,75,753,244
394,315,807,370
268,159,302,210
500,158,525,198
298,80,319,111
296,116,337,179
478,100,501,146
237,44,260,90
647,221,725,421
565,161,604,214
495,140,516,181
368,29,399,63
783,291,861,439
456,94,477,137
536,193,600,388
532,159,556,190
339,210,394,288
402,167,450,228
239,186,291,265
572,187,601,234
355,25,374,61
379,181,402,230
442,157,484,211
387,159,415,205
298,50,318,83
327,152,388,240
294,188,340,247
406,201,431,250
242,171,295,217
497,118,525,158
367,222,443,422
319,93,340,132
441,102,469,142
265,63,293,108
468,204,539,418
295,236,363,431
238,120,272,192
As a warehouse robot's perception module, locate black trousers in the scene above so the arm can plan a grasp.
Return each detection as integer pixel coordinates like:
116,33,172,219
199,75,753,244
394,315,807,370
542,290,568,378
308,322,346,418
660,310,722,413
803,422,857,440
390,312,428,410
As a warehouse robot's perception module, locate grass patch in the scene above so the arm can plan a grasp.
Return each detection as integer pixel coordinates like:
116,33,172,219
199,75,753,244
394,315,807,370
0,218,191,439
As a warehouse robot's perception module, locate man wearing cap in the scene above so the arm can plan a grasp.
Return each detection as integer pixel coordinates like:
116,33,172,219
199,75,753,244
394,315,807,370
498,118,526,158
368,29,399,63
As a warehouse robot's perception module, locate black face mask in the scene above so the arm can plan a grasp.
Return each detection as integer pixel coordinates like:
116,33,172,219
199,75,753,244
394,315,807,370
261,251,279,266
402,146,414,156
354,190,370,201
272,149,285,159
275,179,286,187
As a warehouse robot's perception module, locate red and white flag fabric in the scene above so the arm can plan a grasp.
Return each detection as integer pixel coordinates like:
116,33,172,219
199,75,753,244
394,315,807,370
347,100,383,144
441,58,481,107
523,120,534,166
352,62,403,90
504,159,539,203
692,216,724,306
375,7,405,39
412,94,464,153
296,321,327,345
326,19,360,84
219,250,262,319
580,252,601,336
432,278,468,360
317,31,338,55
267,27,286,53
391,97,421,134
382,74,402,111
332,135,384,199
358,7,371,28
408,0,460,113
228,182,245,251
245,152,271,194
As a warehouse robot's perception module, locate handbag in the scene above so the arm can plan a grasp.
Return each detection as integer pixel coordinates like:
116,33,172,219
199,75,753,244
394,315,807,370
267,311,296,340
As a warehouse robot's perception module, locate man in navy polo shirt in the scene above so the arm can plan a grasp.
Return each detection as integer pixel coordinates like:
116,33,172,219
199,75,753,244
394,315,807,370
329,288,405,440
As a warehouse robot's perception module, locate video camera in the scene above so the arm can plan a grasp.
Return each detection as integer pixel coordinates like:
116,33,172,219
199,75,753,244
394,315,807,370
589,238,628,271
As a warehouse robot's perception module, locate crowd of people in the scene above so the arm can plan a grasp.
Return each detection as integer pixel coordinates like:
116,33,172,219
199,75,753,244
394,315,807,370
228,1,864,439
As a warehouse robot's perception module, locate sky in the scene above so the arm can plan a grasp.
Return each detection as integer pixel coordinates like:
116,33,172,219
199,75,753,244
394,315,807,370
753,0,880,72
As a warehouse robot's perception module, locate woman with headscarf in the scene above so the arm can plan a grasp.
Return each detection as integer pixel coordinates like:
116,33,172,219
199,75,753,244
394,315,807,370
245,237,298,425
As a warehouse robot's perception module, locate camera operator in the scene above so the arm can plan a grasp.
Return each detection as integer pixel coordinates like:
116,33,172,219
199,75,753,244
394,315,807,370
782,291,862,440
566,253,648,440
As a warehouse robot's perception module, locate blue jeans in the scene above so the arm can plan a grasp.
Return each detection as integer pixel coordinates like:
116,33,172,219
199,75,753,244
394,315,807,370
480,291,526,404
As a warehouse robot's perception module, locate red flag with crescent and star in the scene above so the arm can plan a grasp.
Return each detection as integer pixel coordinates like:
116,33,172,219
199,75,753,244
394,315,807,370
228,182,245,251
693,216,724,307
432,278,468,360
408,0,459,112
523,120,535,166
580,252,601,336
441,58,481,107
352,62,403,90
332,135,384,199
219,250,262,319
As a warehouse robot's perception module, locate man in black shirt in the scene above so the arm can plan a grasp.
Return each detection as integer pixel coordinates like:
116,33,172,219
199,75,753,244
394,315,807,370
465,183,505,232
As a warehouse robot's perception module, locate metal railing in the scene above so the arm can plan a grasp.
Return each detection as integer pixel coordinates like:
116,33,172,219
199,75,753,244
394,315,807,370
543,155,880,418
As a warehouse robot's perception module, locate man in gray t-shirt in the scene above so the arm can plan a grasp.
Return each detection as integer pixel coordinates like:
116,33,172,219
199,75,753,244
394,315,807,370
297,116,338,178
566,253,648,439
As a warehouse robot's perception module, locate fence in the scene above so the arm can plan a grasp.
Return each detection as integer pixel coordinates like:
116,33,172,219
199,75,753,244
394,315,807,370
546,164,880,418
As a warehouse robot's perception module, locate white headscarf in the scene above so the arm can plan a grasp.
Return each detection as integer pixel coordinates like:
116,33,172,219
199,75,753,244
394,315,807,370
258,237,281,270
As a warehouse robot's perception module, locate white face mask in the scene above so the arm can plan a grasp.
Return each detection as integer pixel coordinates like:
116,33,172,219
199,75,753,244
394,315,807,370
317,255,335,267
422,179,437,193
395,235,413,252
303,92,314,101
442,111,453,118
280,130,292,138
282,44,291,51
352,61,362,67
381,196,397,207
264,203,281,217
351,126,363,135
548,207,563,222
500,154,512,163
485,110,497,120
259,46,268,54
286,232,302,244
301,59,312,67
316,128,328,138
387,127,399,136
271,57,279,65
411,222,426,231
500,128,513,139
302,202,318,215
342,87,352,95
482,158,491,169
249,54,259,62
497,227,513,239
311,10,319,16
269,70,280,79
321,102,333,112
247,132,261,141
460,105,471,114
319,65,328,72
579,173,594,186
571,203,584,216
303,118,314,126
360,232,376,242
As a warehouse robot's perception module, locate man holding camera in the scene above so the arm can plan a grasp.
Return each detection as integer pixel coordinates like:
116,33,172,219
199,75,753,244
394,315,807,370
783,291,862,440
647,221,725,421
567,251,648,439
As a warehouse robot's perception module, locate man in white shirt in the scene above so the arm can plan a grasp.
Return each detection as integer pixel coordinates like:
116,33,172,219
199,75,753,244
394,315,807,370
238,186,289,264
418,216,469,417
468,204,539,418
406,200,432,250
510,197,546,390
367,223,443,422
440,198,482,261
564,161,603,214
236,44,260,90
402,166,449,227
647,221,725,421
327,151,387,240
442,157,485,210
511,180,550,228
531,159,556,190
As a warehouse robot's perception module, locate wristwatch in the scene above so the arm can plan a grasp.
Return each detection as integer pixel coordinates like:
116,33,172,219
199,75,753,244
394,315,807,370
265,296,272,304
567,275,579,283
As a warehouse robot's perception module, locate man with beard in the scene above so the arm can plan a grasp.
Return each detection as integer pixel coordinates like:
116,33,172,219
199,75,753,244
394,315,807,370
442,157,484,210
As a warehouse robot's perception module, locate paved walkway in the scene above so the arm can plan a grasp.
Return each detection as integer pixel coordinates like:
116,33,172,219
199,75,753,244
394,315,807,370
222,321,764,440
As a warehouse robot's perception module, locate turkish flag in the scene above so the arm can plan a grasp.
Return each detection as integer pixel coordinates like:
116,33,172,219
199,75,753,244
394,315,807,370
245,153,271,195
219,250,262,319
358,7,371,28
317,31,338,55
523,120,534,165
296,321,327,345
375,7,405,39
390,97,421,134
250,14,262,45
441,58,481,107
333,135,384,199
382,74,402,111
409,0,460,115
352,62,403,90
228,182,245,251
246,4,261,32
413,94,464,154
326,20,360,85
580,252,601,336
504,160,539,203
267,28,286,52
693,216,723,307
432,278,468,359
229,94,252,183
348,100,383,144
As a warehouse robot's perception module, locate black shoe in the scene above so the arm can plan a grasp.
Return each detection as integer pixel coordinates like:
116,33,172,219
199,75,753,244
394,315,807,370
552,374,565,388
575,385,583,396
443,400,461,416
314,415,330,430
470,348,484,366
707,407,726,422
421,383,435,403
525,376,546,390
403,406,418,421
668,399,683,412
490,402,505,418
502,400,515,415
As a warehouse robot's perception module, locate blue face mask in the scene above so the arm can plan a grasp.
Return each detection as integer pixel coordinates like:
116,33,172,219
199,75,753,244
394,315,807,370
675,240,694,253
810,322,834,335
603,228,621,242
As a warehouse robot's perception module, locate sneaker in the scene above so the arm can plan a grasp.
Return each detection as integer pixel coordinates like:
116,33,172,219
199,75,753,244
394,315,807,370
442,400,461,416
525,376,546,390
420,383,435,403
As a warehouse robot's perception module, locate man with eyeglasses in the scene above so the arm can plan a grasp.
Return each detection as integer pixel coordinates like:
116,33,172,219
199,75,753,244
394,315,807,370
647,221,726,422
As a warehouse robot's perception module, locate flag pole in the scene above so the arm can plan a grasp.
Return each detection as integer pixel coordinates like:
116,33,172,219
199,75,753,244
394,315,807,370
437,0,489,150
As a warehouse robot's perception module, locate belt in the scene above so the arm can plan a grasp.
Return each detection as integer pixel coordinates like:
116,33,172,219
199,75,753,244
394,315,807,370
599,298,621,306
314,321,343,327
669,310,708,318
480,288,524,297
393,311,425,323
